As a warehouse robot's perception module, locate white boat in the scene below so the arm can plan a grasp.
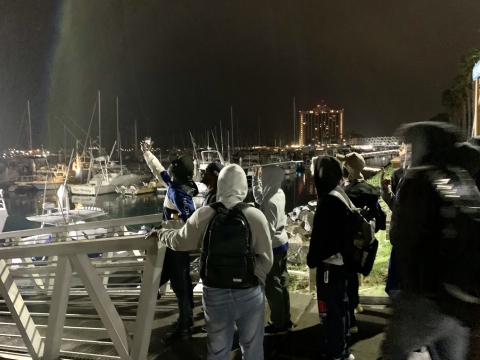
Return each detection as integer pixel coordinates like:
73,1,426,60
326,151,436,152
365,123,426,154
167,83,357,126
0,190,8,233
27,185,106,225
11,175,37,192
197,150,228,172
27,164,68,191
70,152,150,196
115,181,157,196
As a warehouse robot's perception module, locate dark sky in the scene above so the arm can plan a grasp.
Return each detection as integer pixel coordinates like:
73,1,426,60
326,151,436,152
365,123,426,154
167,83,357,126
1,0,479,151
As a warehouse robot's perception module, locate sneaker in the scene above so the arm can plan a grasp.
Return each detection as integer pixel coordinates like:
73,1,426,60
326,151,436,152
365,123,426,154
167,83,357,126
349,326,359,334
161,328,191,345
354,304,363,314
264,321,293,336
170,318,194,329
331,356,354,360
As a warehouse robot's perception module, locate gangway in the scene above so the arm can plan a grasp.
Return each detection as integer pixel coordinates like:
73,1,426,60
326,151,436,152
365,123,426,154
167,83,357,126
0,214,166,360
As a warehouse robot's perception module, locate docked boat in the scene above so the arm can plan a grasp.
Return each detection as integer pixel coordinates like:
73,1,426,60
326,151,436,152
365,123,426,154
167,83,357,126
10,175,37,192
0,190,8,232
115,181,157,196
26,164,68,191
27,185,106,225
197,150,228,172
70,152,151,196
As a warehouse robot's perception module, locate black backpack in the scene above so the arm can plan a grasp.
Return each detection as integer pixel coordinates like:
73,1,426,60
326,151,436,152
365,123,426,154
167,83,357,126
200,202,258,289
329,189,378,276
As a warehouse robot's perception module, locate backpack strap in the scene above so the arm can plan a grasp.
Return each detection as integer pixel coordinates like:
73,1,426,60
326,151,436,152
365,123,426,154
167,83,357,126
233,202,253,211
209,202,227,212
329,189,356,211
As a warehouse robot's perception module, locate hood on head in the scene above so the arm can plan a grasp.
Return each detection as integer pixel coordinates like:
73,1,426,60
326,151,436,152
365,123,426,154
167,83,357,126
396,122,459,167
260,165,284,204
217,164,248,203
314,156,343,196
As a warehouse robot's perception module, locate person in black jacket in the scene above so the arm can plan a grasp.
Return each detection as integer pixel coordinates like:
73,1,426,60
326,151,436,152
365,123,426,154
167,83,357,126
337,152,386,334
382,122,474,360
307,156,356,360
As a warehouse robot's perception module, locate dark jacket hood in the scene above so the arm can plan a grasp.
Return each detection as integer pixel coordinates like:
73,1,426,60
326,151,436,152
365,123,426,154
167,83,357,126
396,122,459,167
314,156,343,196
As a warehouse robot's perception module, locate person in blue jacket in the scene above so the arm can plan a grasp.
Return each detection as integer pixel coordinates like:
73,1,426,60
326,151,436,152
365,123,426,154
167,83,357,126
142,140,198,344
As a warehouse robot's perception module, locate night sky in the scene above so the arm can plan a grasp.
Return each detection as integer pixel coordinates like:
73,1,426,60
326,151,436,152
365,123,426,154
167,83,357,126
1,0,479,151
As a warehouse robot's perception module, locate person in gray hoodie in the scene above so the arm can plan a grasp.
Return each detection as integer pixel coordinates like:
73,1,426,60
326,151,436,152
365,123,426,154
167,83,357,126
153,164,273,360
253,165,292,335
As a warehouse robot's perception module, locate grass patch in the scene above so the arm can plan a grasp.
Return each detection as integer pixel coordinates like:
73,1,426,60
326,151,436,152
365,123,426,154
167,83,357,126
365,164,395,188
288,263,310,293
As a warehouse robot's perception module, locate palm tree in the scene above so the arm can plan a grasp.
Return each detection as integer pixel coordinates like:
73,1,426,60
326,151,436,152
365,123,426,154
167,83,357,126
441,48,480,139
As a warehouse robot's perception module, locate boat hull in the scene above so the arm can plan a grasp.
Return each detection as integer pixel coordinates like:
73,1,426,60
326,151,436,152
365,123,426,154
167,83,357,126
70,174,149,196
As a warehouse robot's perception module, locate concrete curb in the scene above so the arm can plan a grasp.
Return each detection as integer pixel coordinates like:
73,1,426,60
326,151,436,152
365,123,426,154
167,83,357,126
360,294,391,305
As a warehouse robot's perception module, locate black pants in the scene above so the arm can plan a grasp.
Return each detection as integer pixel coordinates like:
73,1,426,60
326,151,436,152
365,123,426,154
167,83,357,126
160,248,194,330
265,250,291,328
316,263,351,359
346,271,359,327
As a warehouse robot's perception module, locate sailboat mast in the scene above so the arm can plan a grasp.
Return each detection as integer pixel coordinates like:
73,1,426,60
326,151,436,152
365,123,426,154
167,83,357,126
230,106,234,151
293,97,296,145
227,130,230,163
98,90,102,152
27,100,32,150
116,97,122,174
64,125,67,164
220,121,224,157
134,119,138,153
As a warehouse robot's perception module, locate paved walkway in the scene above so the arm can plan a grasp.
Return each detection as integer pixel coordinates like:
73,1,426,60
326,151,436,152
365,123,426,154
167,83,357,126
1,291,477,359
150,293,390,360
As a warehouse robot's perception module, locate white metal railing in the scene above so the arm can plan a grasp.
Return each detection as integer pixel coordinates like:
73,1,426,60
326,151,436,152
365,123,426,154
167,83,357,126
0,215,165,360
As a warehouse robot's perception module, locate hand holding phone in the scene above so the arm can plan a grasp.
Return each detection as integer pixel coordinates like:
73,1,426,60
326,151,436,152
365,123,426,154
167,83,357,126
140,137,154,153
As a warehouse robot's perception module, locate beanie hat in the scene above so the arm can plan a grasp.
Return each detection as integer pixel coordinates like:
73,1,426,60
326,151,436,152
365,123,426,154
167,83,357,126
314,156,343,196
169,155,194,183
206,161,224,176
336,152,365,180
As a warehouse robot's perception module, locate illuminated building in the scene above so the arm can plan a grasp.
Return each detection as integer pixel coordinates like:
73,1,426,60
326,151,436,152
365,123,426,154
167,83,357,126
298,105,344,146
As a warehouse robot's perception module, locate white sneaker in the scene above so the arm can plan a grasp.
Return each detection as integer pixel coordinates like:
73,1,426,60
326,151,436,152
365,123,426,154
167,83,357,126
407,349,431,360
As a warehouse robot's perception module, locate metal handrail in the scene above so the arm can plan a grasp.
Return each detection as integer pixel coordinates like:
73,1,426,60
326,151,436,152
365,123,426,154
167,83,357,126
0,214,160,240
0,235,154,259
0,220,165,360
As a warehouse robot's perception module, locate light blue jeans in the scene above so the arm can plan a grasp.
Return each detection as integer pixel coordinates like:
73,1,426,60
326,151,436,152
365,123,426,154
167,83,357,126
203,285,265,360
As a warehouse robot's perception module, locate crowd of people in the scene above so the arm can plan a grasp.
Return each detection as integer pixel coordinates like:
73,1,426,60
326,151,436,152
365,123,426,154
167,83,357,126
140,120,480,360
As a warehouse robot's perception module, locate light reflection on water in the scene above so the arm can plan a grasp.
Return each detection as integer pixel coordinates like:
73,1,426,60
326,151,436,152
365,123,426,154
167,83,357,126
2,171,318,233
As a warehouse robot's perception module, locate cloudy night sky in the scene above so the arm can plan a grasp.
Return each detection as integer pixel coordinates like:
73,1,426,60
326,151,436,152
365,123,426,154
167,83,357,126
0,0,479,151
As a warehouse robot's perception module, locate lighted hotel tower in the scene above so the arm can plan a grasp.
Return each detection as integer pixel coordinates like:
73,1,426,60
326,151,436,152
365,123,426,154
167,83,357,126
298,105,344,146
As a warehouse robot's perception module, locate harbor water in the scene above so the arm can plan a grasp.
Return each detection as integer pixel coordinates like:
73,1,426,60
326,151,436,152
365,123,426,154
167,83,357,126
2,171,318,232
